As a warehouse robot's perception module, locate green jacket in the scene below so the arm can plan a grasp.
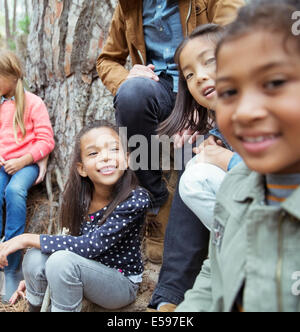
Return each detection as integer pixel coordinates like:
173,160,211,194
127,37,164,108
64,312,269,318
177,162,300,312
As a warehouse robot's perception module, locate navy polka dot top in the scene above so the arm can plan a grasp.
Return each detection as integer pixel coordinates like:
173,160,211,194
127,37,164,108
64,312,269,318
40,187,150,277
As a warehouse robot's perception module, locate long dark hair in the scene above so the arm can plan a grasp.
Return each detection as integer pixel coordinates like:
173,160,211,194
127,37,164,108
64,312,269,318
216,0,300,59
159,24,225,137
60,120,139,236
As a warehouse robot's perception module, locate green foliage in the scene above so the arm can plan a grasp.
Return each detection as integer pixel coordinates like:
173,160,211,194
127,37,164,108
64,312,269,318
18,15,30,35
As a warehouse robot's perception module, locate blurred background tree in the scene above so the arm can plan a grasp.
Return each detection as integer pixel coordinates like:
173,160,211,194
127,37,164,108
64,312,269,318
0,0,31,51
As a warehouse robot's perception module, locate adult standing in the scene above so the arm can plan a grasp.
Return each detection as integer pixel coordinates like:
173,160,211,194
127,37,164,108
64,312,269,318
97,0,244,310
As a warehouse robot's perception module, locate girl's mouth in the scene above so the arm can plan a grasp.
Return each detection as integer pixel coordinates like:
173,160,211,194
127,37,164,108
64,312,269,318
239,134,280,154
202,86,216,99
98,166,116,175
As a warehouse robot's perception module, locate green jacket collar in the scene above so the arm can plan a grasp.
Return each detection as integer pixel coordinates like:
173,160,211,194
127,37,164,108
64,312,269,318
233,167,300,220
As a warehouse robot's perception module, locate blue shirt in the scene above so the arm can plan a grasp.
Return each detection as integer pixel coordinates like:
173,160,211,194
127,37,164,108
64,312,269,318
143,0,184,92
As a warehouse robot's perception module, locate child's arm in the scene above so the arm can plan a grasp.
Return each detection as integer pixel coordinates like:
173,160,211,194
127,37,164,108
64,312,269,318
40,189,150,258
3,153,33,175
0,234,40,269
26,96,55,164
34,155,49,185
176,258,213,312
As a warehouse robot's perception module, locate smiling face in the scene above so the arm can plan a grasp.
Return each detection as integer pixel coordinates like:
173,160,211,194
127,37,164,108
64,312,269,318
180,36,217,110
216,31,300,174
77,127,128,191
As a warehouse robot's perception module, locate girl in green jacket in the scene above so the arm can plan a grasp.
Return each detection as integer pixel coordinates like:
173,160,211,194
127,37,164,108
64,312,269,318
177,0,300,312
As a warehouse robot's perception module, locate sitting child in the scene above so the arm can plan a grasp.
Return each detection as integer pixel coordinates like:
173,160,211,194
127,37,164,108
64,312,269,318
177,0,300,312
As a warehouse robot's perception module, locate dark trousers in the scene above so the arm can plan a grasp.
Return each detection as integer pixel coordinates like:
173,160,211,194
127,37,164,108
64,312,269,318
149,168,210,307
114,74,209,307
114,73,176,208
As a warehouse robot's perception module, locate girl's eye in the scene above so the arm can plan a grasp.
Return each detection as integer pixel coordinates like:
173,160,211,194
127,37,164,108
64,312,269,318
88,152,98,157
110,147,119,152
204,57,216,66
264,79,286,90
185,73,193,80
218,88,237,100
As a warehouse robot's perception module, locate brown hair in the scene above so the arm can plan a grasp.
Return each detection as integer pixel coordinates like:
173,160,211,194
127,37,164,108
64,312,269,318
60,120,139,236
0,50,26,143
216,0,300,60
159,24,225,137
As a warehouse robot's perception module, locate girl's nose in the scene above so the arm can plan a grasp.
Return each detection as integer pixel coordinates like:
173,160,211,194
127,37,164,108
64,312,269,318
232,92,268,124
196,70,209,83
97,150,109,163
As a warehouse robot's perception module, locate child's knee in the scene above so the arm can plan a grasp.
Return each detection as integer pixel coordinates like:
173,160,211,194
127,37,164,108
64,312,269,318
5,182,27,200
45,251,79,283
23,248,46,280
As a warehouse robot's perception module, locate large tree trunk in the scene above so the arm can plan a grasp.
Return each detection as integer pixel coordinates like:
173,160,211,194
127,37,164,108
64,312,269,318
26,0,117,231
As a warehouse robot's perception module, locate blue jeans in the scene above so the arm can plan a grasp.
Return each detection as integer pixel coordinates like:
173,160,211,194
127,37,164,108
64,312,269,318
23,249,139,312
0,164,39,300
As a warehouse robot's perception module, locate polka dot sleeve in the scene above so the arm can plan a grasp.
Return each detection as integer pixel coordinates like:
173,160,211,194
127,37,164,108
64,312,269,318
40,188,150,260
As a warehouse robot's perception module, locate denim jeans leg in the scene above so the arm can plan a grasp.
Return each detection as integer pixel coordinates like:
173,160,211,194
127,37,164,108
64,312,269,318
4,164,39,242
148,168,210,307
0,167,10,238
114,75,176,208
22,248,50,307
44,251,139,312
3,164,39,300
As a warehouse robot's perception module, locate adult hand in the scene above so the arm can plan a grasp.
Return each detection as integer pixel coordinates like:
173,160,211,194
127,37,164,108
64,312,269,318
9,280,26,305
127,64,159,82
34,155,49,185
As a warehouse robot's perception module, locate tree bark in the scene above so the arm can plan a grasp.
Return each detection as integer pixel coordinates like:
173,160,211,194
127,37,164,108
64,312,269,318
25,0,117,230
26,0,116,181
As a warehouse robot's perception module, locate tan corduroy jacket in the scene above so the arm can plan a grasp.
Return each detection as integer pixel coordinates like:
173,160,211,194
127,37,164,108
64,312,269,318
97,0,245,95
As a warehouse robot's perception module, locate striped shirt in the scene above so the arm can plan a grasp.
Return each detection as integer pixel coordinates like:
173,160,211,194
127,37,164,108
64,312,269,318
265,173,300,206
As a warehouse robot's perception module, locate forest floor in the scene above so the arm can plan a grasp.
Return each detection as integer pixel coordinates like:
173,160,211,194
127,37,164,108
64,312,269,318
0,184,161,312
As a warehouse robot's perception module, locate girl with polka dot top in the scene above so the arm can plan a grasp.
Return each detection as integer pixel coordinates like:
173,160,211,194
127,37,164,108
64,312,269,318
0,120,150,312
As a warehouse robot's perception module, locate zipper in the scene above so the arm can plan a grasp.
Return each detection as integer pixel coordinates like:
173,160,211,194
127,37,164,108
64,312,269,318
185,1,192,36
276,211,285,312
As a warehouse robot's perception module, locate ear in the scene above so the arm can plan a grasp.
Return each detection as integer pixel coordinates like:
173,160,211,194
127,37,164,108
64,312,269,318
76,162,88,177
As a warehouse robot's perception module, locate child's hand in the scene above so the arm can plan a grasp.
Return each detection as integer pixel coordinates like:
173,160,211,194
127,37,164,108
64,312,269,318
173,128,200,149
0,236,25,268
195,143,234,171
0,156,5,167
3,158,26,175
193,135,218,154
9,280,26,305
3,154,33,175
34,155,49,185
0,235,40,268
